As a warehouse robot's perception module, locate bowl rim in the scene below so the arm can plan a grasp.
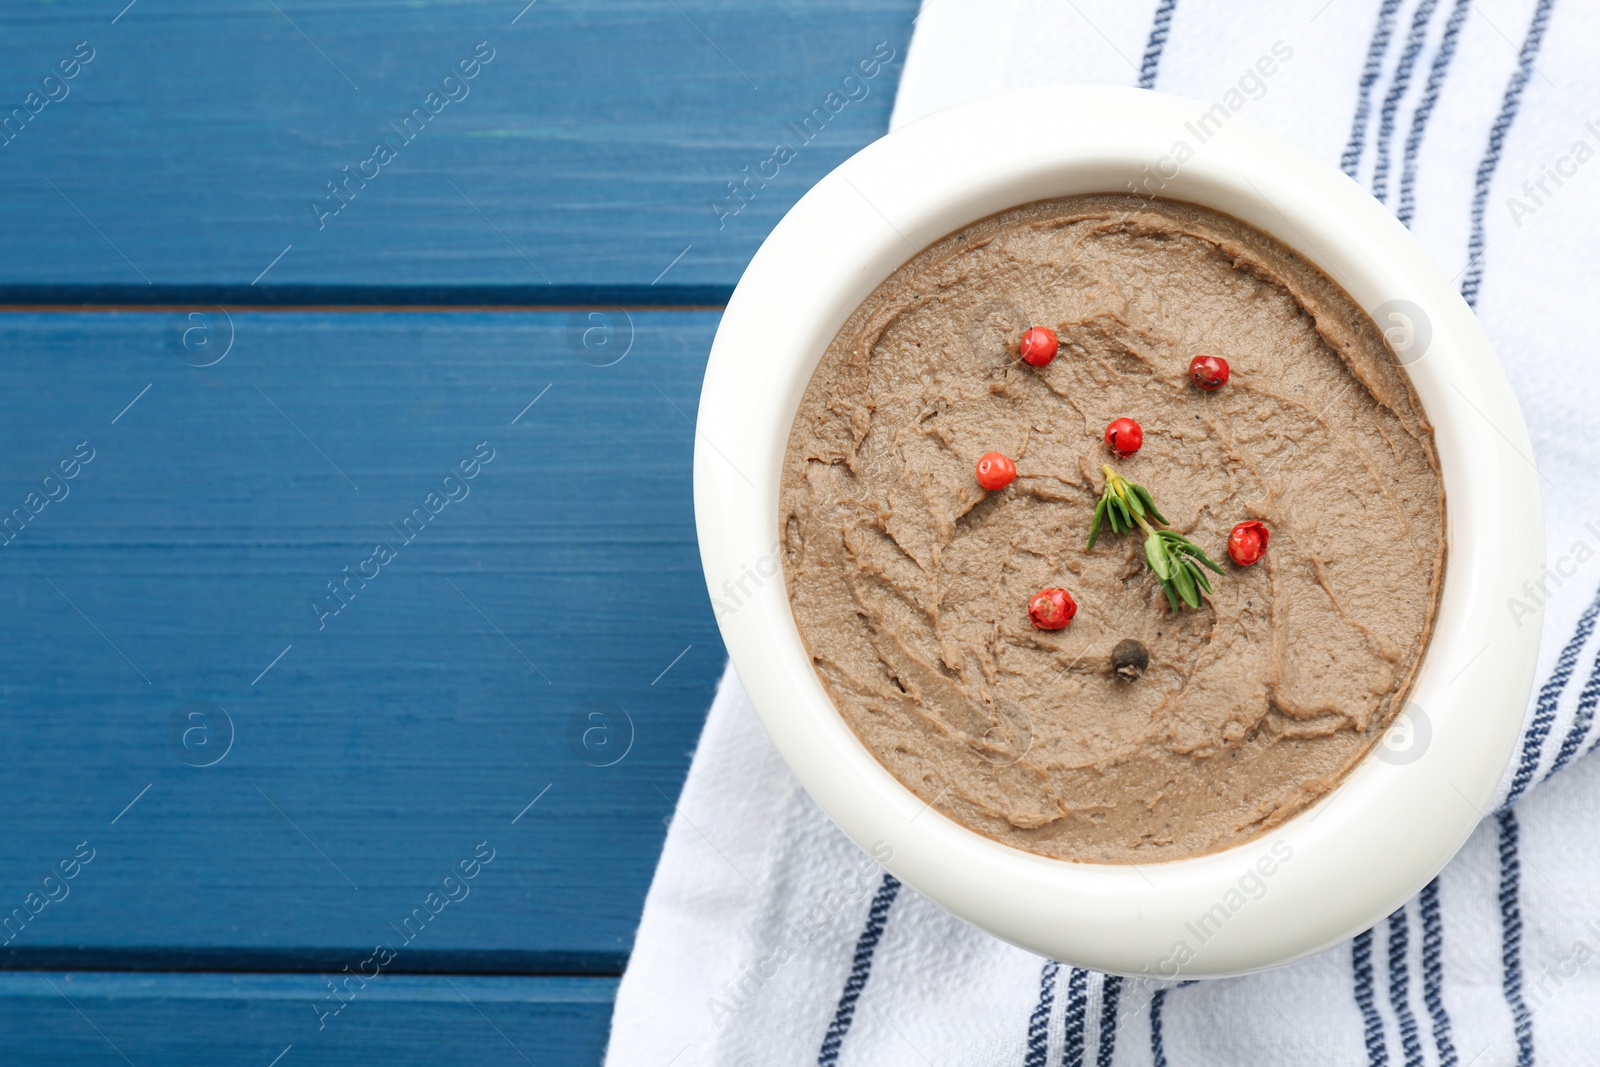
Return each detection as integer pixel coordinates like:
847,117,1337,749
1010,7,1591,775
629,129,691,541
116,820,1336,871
693,85,1543,978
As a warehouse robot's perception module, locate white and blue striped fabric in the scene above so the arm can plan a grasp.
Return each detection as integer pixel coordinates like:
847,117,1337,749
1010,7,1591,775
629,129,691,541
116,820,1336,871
606,1,1600,1063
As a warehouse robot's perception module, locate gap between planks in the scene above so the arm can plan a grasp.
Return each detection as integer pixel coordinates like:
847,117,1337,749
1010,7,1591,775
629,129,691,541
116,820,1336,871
0,304,726,314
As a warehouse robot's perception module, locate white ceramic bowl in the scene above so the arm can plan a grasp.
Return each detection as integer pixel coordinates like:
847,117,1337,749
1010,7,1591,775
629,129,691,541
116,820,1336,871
694,86,1542,978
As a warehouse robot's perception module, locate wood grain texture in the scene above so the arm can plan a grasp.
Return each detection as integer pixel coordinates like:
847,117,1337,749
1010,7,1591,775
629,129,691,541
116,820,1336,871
0,311,730,972
0,971,614,1066
0,6,919,1060
0,0,916,300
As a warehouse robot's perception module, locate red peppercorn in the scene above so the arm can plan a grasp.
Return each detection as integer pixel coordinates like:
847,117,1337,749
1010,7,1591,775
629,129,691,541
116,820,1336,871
1190,354,1230,391
1104,417,1143,458
1028,587,1077,630
1228,521,1270,566
974,452,1017,491
1019,326,1059,367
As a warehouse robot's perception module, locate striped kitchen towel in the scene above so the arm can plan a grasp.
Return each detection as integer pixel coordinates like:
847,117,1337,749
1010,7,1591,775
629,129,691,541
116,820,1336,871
607,0,1600,1063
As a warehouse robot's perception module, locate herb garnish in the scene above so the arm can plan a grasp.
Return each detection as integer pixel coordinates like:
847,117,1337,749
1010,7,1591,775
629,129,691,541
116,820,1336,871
1086,466,1224,612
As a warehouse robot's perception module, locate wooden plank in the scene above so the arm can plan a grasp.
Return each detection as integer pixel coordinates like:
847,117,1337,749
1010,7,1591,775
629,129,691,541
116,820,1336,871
0,310,732,971
0,0,916,300
0,971,615,1066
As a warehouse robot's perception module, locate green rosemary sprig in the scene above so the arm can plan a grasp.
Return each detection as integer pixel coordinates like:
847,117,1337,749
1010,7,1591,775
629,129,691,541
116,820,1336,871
1087,465,1224,612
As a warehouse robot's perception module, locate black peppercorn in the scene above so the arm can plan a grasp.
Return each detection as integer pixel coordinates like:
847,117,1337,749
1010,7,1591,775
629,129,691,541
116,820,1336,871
1110,638,1149,681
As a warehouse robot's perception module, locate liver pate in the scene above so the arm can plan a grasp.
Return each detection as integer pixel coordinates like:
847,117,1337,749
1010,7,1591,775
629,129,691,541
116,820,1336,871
779,194,1446,864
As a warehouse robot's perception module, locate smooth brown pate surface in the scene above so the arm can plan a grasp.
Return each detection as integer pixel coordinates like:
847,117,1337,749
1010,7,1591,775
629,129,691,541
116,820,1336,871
779,194,1445,864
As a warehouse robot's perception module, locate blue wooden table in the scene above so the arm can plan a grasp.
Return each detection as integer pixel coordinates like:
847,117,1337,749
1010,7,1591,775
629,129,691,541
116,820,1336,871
0,2,916,1061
